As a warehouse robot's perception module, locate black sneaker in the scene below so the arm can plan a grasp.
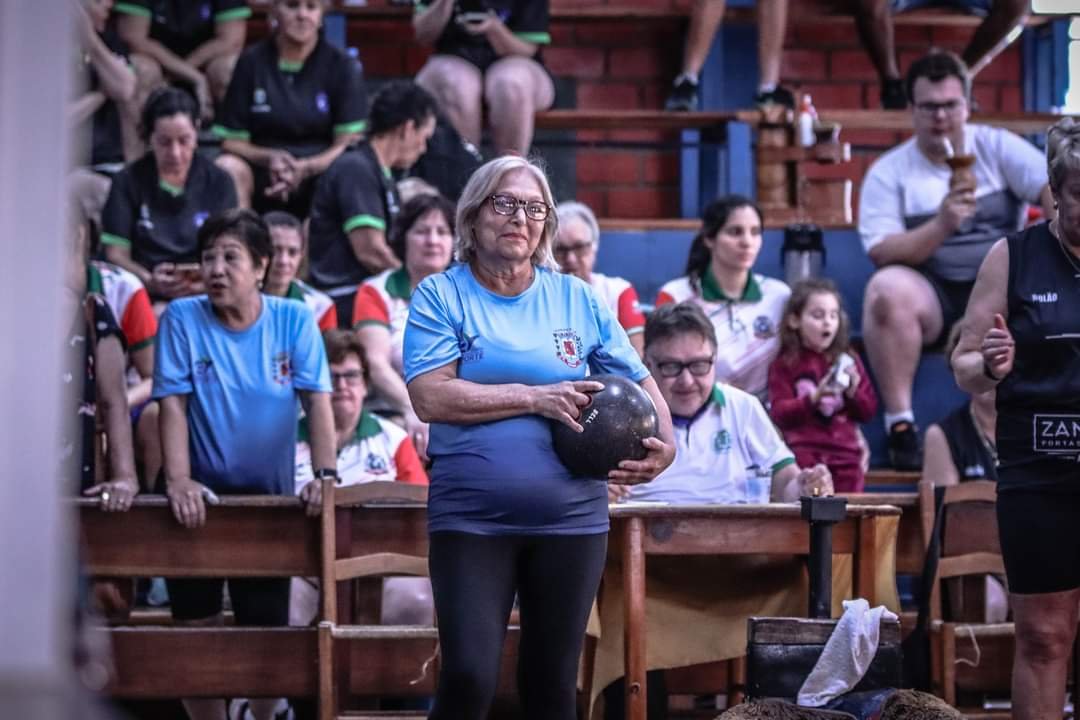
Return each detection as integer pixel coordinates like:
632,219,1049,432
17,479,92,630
754,85,795,110
881,77,907,109
664,76,699,112
887,421,921,471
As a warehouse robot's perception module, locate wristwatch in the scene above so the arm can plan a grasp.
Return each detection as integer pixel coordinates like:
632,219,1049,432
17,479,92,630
313,468,340,483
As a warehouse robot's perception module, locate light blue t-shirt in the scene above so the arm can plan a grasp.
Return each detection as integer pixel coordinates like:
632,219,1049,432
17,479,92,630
153,295,331,495
404,263,649,535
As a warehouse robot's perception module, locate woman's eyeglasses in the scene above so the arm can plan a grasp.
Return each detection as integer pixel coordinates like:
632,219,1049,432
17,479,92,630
488,194,550,221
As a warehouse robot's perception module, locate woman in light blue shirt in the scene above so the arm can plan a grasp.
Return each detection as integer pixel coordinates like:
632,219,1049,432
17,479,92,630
404,156,675,718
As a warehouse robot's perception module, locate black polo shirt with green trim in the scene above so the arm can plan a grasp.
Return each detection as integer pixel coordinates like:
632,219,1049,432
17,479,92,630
100,152,238,270
307,142,400,289
419,0,550,71
113,0,251,59
212,36,368,160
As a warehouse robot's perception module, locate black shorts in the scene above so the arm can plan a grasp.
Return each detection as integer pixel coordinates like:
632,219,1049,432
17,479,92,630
919,269,974,349
166,577,290,625
997,482,1080,594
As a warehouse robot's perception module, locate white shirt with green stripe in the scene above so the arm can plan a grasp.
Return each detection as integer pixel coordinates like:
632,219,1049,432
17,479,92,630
627,383,795,505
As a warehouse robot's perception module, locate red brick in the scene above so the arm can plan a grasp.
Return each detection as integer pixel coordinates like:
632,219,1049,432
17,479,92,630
607,188,679,218
892,25,932,47
972,83,1000,113
404,46,431,76
545,47,606,79
792,20,861,48
975,46,1020,83
642,152,680,184
782,49,829,82
799,82,866,110
609,46,671,79
576,82,641,110
608,129,672,143
800,161,859,180
841,128,903,148
348,19,414,43
576,151,642,185
573,22,681,49
829,50,879,81
999,85,1022,114
549,24,575,45
929,25,975,47
358,46,405,78
574,189,607,217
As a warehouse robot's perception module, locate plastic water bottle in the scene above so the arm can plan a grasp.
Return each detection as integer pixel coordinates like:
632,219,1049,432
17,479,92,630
781,223,825,286
797,93,818,148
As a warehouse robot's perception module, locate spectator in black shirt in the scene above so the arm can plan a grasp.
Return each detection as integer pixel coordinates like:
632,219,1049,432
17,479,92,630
308,80,437,326
102,87,237,302
114,0,250,122
414,0,553,157
213,0,368,216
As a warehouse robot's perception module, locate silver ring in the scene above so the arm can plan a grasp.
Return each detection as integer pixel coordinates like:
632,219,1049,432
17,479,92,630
101,491,111,502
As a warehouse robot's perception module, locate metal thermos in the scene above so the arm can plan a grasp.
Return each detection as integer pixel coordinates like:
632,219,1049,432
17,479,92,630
781,223,825,286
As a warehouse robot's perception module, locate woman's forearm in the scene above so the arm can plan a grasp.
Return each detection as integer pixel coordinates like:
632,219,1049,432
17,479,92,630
299,134,354,178
368,355,414,416
486,21,537,57
159,395,192,483
409,373,536,424
97,337,137,483
413,0,454,45
300,391,336,472
221,138,278,167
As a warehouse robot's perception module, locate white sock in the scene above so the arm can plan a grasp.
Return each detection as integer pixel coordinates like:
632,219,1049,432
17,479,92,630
675,72,699,86
884,411,915,431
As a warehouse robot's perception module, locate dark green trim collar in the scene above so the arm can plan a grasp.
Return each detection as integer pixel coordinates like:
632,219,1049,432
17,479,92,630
385,268,411,301
299,410,383,447
710,383,726,408
700,268,762,303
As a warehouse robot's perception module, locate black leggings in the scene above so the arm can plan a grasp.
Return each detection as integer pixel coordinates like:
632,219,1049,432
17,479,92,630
428,531,608,720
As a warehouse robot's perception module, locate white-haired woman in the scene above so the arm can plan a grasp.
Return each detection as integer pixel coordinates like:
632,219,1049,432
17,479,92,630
952,117,1069,720
403,156,675,719
555,201,647,357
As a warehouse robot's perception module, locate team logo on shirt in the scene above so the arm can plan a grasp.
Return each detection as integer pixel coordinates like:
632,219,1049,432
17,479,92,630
458,331,483,362
1034,414,1080,457
194,357,217,383
252,88,271,114
365,453,389,475
713,429,731,453
752,315,776,339
315,92,329,114
553,328,585,368
192,211,209,228
271,351,292,385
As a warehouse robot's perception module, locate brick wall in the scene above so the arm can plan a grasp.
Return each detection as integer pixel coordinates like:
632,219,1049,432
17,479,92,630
340,0,1024,220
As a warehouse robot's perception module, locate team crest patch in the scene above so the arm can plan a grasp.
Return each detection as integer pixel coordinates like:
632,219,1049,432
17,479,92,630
194,357,216,383
315,92,329,114
365,453,389,475
192,211,209,228
458,331,483,362
271,351,292,385
714,429,731,453
553,328,585,368
752,315,776,339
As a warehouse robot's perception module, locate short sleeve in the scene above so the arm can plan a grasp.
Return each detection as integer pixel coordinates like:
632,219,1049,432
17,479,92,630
121,286,158,351
317,304,338,332
403,276,461,382
213,0,252,23
353,284,391,327
113,1,151,18
617,284,646,333
331,54,368,137
100,169,137,249
336,158,388,233
510,0,550,44
289,306,332,392
655,288,675,306
857,159,906,254
991,128,1049,204
741,396,795,473
586,289,649,382
212,49,254,141
152,303,193,398
89,295,126,350
209,163,239,211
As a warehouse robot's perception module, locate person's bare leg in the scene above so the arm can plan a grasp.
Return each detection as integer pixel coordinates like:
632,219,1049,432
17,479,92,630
204,53,240,106
416,55,483,147
214,153,253,209
122,54,166,162
681,0,727,76
964,0,1029,77
861,266,943,416
381,577,435,625
247,698,286,720
1011,588,1080,720
67,169,111,230
756,0,788,89
484,56,554,156
849,0,900,82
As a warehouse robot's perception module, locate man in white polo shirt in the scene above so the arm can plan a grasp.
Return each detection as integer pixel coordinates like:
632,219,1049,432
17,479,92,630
615,302,832,504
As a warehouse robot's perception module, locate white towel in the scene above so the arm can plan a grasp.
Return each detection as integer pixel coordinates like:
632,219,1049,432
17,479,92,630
796,598,899,707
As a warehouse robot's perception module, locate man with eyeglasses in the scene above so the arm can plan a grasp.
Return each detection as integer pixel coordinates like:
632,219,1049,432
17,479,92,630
858,50,1052,470
612,302,832,504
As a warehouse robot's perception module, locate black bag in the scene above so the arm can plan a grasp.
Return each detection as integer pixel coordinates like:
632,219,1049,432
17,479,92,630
409,112,483,202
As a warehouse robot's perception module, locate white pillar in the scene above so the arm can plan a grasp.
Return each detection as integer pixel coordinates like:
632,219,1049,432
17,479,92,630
0,0,77,707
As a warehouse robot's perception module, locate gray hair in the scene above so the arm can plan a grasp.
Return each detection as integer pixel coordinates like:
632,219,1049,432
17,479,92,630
1047,116,1080,193
556,201,601,248
454,156,559,270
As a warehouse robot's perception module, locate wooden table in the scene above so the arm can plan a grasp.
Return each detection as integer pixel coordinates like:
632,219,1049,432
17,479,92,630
608,502,902,720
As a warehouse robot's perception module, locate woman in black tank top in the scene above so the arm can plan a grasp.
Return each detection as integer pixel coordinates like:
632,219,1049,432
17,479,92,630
951,117,1075,719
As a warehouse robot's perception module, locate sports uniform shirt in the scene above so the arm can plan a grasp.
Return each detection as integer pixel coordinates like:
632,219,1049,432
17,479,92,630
152,295,331,495
859,123,1046,282
628,383,795,505
656,270,790,399
936,402,998,482
113,0,251,58
353,267,412,376
100,152,238,270
285,279,337,332
88,261,157,352
418,0,551,71
996,222,1080,485
308,143,400,288
294,412,427,494
404,264,648,535
213,36,368,160
590,272,645,336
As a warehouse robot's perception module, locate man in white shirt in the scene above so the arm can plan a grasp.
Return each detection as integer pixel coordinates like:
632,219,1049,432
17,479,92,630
612,302,832,504
858,50,1052,470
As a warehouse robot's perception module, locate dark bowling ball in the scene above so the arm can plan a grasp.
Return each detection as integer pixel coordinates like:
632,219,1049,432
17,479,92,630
551,374,659,479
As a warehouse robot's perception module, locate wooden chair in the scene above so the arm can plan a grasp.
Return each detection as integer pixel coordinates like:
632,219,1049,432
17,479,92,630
919,481,1013,711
